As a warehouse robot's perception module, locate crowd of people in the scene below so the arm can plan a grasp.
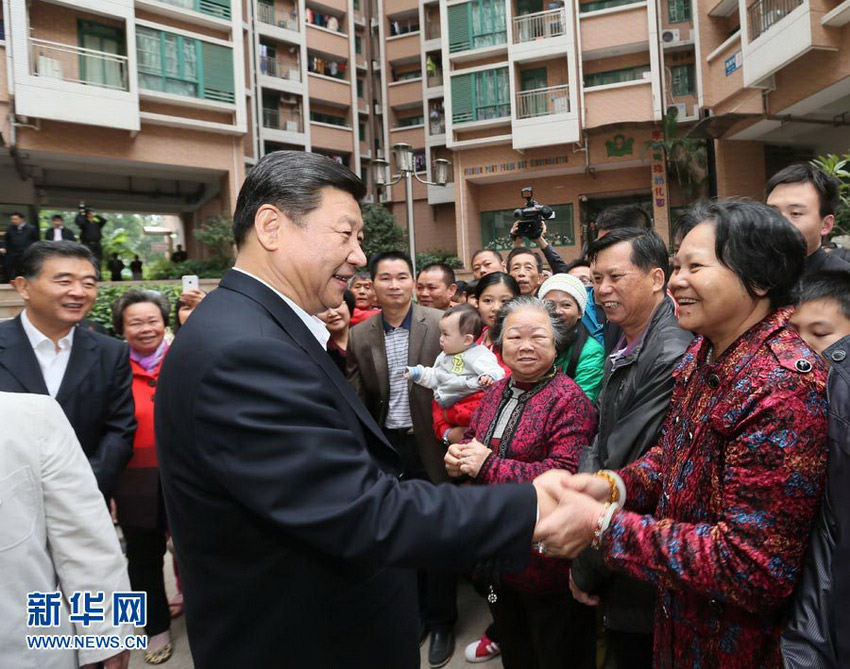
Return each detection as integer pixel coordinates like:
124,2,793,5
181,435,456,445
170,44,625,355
1,151,850,669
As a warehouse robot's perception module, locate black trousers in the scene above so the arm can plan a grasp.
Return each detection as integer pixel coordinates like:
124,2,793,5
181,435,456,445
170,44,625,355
605,629,653,669
122,525,170,637
490,586,596,669
384,427,458,631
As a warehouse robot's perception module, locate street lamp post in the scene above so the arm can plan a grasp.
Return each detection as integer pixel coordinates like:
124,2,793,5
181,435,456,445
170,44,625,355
372,143,452,278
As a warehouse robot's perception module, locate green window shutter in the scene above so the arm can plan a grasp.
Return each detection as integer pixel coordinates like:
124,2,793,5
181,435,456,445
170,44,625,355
671,64,695,95
201,43,234,102
448,4,471,52
198,0,231,20
451,74,474,123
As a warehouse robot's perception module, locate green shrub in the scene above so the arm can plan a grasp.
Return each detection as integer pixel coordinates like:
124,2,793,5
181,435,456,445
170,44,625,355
146,257,231,280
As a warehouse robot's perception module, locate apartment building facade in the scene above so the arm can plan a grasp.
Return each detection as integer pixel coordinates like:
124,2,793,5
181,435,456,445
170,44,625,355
0,0,847,264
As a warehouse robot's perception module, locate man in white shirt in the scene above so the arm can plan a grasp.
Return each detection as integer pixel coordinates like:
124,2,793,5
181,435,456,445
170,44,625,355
49,215,77,242
0,241,136,495
0,392,133,669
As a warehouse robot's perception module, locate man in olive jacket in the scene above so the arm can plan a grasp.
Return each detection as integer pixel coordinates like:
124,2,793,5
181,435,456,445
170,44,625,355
571,228,693,666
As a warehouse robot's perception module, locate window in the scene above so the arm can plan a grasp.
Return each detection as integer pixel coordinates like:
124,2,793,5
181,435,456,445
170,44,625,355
668,0,691,22
580,0,640,12
395,70,422,81
310,111,349,126
451,68,510,123
136,27,234,102
353,0,360,9
359,121,367,138
355,35,362,54
671,64,695,96
481,204,575,250
447,0,507,53
356,78,364,98
397,115,424,127
584,64,650,87
78,21,125,89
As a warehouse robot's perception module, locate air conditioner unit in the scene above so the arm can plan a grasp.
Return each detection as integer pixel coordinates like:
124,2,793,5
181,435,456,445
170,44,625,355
370,17,379,29
661,29,681,44
372,59,381,70
374,103,383,114
285,120,300,132
363,194,375,203
667,102,687,119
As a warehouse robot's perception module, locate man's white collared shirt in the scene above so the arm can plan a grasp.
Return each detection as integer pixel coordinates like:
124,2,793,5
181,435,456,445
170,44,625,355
232,268,330,349
20,309,74,398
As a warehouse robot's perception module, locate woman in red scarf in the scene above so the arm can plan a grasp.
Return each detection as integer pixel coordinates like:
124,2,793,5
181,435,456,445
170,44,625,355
111,289,173,665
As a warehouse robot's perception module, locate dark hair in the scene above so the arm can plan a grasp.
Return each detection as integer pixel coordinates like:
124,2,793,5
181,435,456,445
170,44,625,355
369,250,413,279
111,289,171,336
232,150,366,247
566,258,590,271
418,262,456,286
473,271,520,300
765,162,841,218
595,204,652,232
51,214,63,221
18,241,97,279
462,279,477,297
673,208,702,245
341,289,356,315
507,247,543,273
689,200,806,308
10,211,23,219
472,248,503,264
587,228,671,283
442,303,483,339
793,270,850,318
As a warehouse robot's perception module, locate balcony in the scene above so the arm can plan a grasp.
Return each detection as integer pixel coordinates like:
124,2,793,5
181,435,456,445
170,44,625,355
261,107,305,145
310,121,355,153
512,84,577,148
387,78,422,107
257,2,301,33
260,56,301,81
580,1,649,59
30,38,129,91
386,32,421,62
748,0,803,39
516,84,569,118
512,8,566,43
14,37,138,130
742,0,839,85
583,79,653,128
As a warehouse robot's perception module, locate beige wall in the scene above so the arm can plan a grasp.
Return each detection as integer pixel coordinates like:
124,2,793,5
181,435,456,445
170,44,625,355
580,5,649,53
714,139,766,200
584,82,654,127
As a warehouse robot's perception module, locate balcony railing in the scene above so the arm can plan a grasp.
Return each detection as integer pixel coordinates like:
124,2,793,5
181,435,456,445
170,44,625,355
258,2,299,30
516,84,570,118
259,55,301,81
29,38,129,91
427,72,443,87
262,107,303,132
513,8,566,43
156,0,232,19
748,0,803,40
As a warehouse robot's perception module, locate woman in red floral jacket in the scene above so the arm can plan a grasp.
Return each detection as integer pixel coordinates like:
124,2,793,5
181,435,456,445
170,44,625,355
539,201,829,668
445,296,598,669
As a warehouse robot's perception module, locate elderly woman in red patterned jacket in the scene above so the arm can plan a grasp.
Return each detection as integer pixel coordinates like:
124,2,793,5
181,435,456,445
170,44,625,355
444,295,598,669
537,200,829,668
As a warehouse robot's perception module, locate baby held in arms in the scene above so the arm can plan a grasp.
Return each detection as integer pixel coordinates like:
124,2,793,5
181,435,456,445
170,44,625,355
406,305,505,430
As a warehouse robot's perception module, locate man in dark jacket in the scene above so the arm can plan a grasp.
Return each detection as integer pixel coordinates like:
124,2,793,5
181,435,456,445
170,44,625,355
571,228,693,667
75,207,108,268
0,241,136,495
1,212,39,281
783,270,850,667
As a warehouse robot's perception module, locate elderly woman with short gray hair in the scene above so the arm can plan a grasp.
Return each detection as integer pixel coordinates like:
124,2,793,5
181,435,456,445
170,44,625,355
444,296,597,669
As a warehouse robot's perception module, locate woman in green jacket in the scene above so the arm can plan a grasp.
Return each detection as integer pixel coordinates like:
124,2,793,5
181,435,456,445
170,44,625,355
539,273,605,402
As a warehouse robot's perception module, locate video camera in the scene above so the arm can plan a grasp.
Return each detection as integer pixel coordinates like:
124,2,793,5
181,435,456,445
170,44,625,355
513,186,554,240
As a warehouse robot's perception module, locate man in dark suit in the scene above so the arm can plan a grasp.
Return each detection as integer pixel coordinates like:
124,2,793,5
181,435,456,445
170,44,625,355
47,214,77,241
0,241,136,495
75,207,108,268
347,251,458,666
155,151,559,668
1,212,39,281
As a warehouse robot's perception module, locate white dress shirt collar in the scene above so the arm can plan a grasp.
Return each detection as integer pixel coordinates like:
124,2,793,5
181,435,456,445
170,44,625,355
19,309,75,398
232,267,330,348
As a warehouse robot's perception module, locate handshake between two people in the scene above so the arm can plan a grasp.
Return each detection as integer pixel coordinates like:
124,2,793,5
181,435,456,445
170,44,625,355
529,469,616,561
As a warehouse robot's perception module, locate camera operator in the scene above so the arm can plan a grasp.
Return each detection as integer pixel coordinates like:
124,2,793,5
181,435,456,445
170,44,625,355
75,204,108,270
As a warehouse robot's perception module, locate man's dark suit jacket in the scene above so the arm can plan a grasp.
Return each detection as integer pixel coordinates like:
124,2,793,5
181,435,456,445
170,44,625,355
347,304,448,482
0,317,136,495
3,222,39,254
47,226,77,242
155,270,536,668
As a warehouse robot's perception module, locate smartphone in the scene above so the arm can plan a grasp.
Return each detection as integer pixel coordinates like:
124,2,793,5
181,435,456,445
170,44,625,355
181,275,199,293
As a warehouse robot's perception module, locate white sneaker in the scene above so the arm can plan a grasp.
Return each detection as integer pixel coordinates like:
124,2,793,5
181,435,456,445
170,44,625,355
464,633,500,663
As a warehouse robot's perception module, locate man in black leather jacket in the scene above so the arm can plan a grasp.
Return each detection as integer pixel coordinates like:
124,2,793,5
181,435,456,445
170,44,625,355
570,228,693,668
783,271,850,668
